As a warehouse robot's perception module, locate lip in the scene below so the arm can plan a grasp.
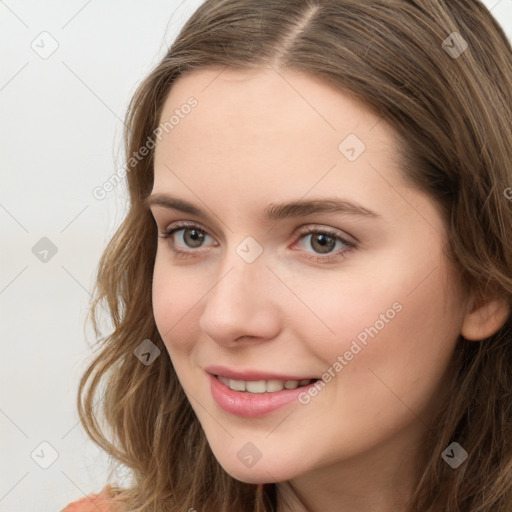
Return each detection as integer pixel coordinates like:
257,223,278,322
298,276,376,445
205,364,318,382
208,373,320,418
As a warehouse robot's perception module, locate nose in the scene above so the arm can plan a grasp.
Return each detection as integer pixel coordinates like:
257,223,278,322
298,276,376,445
199,252,281,347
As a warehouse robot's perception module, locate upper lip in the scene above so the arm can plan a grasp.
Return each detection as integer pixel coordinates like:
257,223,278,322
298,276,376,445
205,365,319,382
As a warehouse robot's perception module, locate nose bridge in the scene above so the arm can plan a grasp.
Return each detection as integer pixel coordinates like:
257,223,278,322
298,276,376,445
211,234,268,301
199,237,280,344
206,240,266,315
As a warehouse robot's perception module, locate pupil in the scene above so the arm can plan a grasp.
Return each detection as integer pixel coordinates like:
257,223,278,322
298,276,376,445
313,234,335,254
186,229,204,247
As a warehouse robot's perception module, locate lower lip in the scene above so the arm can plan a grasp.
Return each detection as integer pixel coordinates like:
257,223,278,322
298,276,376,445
209,373,318,418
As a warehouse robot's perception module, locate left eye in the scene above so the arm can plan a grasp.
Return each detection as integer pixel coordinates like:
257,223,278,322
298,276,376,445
294,229,354,256
158,223,356,260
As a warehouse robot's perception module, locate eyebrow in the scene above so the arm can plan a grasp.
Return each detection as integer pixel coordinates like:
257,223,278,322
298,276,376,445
143,193,381,221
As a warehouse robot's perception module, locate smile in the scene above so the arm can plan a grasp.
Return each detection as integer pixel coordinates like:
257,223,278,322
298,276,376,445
209,373,321,417
217,376,316,393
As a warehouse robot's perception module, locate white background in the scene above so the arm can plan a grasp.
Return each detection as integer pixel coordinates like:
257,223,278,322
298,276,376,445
1,1,511,511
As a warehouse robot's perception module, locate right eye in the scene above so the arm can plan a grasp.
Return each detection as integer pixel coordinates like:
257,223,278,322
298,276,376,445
159,221,217,257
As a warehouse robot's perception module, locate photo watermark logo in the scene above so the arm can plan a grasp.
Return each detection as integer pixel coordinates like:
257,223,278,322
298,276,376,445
92,96,198,200
298,301,403,405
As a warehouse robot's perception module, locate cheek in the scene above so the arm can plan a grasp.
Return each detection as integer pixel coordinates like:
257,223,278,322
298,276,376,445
311,270,461,426
296,240,457,353
292,253,461,399
151,255,202,352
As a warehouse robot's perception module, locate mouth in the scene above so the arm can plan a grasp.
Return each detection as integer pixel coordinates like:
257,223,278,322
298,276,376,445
208,372,322,417
212,374,321,393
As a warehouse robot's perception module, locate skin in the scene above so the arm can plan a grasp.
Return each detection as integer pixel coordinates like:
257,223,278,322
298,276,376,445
148,67,509,512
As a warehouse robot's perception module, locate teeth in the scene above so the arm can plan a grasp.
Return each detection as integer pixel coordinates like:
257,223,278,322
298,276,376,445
229,379,245,391
245,380,267,393
266,379,285,392
217,376,314,393
284,380,298,389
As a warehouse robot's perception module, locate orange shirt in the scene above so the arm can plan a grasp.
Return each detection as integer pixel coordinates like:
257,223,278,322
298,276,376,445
61,485,124,512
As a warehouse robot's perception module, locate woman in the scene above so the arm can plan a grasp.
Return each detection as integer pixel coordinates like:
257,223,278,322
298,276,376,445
62,0,512,510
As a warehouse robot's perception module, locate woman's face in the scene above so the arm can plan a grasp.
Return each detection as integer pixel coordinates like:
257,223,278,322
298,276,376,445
149,67,468,487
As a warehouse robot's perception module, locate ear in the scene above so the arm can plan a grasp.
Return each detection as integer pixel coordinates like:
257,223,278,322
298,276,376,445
460,288,511,341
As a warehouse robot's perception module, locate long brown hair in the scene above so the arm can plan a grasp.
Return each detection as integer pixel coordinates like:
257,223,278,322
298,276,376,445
77,1,512,510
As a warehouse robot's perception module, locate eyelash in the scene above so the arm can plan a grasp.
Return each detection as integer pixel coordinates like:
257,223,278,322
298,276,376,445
158,220,356,263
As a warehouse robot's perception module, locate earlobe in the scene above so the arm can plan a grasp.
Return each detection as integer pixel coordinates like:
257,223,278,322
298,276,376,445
460,291,511,341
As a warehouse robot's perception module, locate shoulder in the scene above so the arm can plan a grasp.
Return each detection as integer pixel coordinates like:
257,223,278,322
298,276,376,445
60,485,125,512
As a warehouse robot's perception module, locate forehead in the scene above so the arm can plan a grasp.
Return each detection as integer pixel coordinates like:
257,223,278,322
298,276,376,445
157,66,384,143
152,67,408,217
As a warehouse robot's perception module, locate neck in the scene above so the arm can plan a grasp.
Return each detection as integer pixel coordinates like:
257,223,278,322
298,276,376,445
275,420,426,512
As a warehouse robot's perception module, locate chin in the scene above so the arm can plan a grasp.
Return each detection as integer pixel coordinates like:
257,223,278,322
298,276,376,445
224,467,281,485
215,455,298,485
